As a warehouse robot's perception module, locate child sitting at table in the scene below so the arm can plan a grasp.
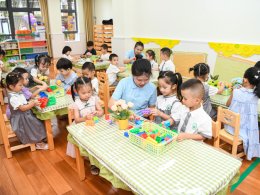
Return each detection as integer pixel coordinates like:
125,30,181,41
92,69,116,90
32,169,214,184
146,50,158,71
100,44,110,61
150,71,183,129
67,76,103,174
189,63,224,119
56,58,78,91
29,54,50,88
81,41,97,58
254,61,260,70
62,46,73,61
106,54,125,86
164,79,212,141
225,67,260,160
82,62,99,94
5,72,48,149
159,47,175,72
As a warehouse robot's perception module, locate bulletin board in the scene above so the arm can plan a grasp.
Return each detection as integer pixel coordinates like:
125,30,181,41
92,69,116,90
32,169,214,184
213,55,255,82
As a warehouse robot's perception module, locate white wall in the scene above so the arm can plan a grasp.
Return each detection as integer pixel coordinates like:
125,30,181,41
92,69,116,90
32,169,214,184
47,0,86,58
111,0,260,67
93,0,113,25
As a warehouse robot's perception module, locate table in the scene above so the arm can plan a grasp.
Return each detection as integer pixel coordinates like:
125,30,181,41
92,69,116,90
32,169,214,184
33,94,73,150
210,94,260,115
67,117,241,195
73,58,110,71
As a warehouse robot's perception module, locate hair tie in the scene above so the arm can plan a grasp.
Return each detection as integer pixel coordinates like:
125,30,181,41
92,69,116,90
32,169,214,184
255,75,259,79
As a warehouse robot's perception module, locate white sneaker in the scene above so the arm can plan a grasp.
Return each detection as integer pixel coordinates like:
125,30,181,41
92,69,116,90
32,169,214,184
36,143,49,150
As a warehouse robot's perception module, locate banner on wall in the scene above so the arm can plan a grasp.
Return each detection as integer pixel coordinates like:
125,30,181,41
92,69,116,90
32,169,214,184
132,37,180,48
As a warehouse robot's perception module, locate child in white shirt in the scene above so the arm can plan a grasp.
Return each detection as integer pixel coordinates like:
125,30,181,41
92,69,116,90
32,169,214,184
100,44,110,61
106,54,125,86
62,46,73,61
146,49,158,71
164,79,212,141
82,62,99,95
159,47,175,72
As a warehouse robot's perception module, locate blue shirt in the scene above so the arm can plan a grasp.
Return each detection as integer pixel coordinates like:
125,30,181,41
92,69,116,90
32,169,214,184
112,77,157,115
125,50,144,64
56,71,78,91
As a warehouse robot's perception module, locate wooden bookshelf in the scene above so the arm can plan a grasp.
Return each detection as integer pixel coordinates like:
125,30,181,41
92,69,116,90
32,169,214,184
93,25,113,55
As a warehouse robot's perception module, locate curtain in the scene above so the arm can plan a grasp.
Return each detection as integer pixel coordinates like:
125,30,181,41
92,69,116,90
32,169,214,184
39,0,53,57
83,0,93,42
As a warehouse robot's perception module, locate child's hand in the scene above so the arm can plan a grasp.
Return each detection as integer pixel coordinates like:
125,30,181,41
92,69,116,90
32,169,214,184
31,99,40,106
150,108,161,117
85,114,94,120
40,85,48,91
177,133,188,141
130,57,136,62
129,114,137,121
95,110,103,117
86,52,92,56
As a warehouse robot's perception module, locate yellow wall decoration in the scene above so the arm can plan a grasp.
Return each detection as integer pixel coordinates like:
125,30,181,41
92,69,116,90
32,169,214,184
208,42,260,57
132,38,180,48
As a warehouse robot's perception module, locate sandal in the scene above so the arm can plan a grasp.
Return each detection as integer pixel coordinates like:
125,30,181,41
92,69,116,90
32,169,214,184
90,165,100,175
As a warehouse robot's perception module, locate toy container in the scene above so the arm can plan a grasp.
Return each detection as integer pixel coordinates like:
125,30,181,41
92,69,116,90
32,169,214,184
129,122,178,155
48,85,65,98
221,88,231,96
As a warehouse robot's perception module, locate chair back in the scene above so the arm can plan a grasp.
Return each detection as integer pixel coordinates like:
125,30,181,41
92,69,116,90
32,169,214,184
97,72,109,115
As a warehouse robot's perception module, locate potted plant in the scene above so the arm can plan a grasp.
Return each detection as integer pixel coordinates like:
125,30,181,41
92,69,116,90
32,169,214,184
111,100,134,130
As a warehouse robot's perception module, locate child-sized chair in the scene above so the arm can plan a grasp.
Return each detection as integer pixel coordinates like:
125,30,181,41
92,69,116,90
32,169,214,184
216,107,244,158
212,120,220,148
67,107,85,181
0,107,36,158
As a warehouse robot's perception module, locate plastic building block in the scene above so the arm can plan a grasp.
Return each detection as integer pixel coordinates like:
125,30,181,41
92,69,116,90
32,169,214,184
86,119,94,126
140,109,151,115
124,132,129,138
38,97,48,108
47,96,56,106
146,137,158,144
150,134,156,139
155,136,162,143
130,128,140,134
93,116,99,123
164,121,171,128
107,119,113,125
105,114,110,120
50,85,58,90
141,133,148,139
137,131,145,136
128,125,133,129
39,91,48,98
135,119,143,125
47,87,53,92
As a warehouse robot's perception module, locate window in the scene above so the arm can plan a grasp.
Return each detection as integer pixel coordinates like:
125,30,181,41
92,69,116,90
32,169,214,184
0,0,43,40
60,0,78,41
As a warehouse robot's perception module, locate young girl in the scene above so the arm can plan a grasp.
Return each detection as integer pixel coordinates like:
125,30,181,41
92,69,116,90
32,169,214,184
62,46,73,61
189,63,224,118
226,67,260,160
150,71,183,129
66,77,103,174
146,50,158,71
29,54,51,87
6,72,47,149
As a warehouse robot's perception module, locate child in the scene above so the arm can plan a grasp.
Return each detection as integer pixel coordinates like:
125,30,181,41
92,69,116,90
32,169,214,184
82,62,99,94
81,41,96,58
56,58,78,91
67,77,103,174
189,63,224,118
225,67,260,160
29,54,51,87
124,41,144,64
164,79,212,141
150,71,183,129
146,50,158,70
62,46,73,61
106,54,125,86
5,72,48,149
100,44,110,61
159,47,175,72
254,61,260,70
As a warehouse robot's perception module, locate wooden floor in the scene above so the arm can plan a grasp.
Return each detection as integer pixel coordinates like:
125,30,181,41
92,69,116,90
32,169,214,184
0,117,259,195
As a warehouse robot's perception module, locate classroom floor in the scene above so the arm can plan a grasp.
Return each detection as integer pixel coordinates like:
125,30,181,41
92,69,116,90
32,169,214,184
0,116,259,195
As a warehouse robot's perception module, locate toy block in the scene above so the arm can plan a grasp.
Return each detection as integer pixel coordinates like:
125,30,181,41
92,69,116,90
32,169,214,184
86,120,94,126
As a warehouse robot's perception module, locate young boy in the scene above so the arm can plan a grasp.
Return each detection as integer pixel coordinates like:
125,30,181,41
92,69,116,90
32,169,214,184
106,54,125,86
164,79,212,141
159,47,175,72
81,41,97,58
56,58,78,91
82,62,99,95
100,44,110,61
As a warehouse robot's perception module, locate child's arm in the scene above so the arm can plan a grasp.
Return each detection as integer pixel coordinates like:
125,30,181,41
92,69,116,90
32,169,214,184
73,108,93,124
119,66,126,72
30,85,48,98
32,76,48,87
18,99,39,112
150,108,170,120
123,57,135,64
177,133,204,141
94,101,104,117
226,90,234,107
216,83,225,94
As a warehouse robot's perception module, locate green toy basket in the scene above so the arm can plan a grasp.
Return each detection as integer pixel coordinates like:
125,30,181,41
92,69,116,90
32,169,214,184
129,122,178,155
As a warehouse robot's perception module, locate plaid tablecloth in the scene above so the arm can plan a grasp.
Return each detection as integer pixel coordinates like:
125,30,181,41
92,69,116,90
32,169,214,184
67,117,241,195
73,59,109,70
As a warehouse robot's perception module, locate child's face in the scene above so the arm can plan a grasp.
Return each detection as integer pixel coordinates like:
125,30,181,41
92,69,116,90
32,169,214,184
160,52,168,60
22,73,29,86
59,68,71,77
181,89,201,108
101,48,107,54
66,51,71,56
145,53,153,61
0,54,4,60
158,78,176,96
78,85,93,101
82,69,95,79
10,79,23,92
39,62,50,73
111,57,119,65
87,46,93,51
134,46,144,55
133,74,150,88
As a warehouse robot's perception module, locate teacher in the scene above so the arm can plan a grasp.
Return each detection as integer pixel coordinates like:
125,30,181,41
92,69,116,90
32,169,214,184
109,59,157,115
123,41,145,64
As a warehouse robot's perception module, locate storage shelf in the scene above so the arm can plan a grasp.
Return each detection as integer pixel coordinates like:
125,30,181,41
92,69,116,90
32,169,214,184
21,51,48,55
93,25,113,55
20,46,47,49
17,39,46,43
6,54,20,57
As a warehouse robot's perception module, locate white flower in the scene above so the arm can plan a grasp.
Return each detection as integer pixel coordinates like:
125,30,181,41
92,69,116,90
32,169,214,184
121,103,128,110
111,105,118,111
127,102,134,108
118,99,126,105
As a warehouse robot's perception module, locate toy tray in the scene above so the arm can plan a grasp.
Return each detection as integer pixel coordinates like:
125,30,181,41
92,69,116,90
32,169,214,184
221,89,231,96
129,122,178,155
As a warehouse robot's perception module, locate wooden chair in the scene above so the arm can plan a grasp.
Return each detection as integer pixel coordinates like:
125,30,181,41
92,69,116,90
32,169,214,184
68,107,85,181
97,72,115,115
0,88,4,105
216,107,244,158
0,107,36,158
212,121,220,148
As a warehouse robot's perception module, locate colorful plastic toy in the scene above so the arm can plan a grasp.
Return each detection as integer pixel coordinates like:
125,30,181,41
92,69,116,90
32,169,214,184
93,116,99,123
47,96,56,106
39,91,48,98
124,132,129,138
164,121,171,128
38,97,48,108
86,119,94,126
140,109,151,115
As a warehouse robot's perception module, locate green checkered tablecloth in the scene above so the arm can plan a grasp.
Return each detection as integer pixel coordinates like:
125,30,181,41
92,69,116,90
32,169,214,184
210,94,260,115
73,60,109,70
67,117,241,195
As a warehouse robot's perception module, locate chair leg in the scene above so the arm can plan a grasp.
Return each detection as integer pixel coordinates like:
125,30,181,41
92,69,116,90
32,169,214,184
231,143,238,157
30,144,36,152
75,145,85,181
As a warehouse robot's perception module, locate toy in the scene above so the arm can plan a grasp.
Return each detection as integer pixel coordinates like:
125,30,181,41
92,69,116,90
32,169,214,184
38,97,48,108
47,96,56,106
124,132,129,138
48,85,65,98
208,74,219,87
86,119,94,126
105,114,110,120
164,121,171,128
93,116,99,123
56,80,62,86
140,109,151,116
39,91,48,98
231,77,243,89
